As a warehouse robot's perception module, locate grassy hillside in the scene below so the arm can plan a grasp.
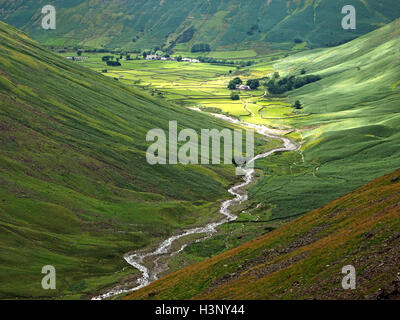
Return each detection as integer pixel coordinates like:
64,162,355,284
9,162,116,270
81,18,400,224
251,17,400,219
66,19,400,275
126,168,400,300
0,21,254,299
2,4,399,301
1,0,400,51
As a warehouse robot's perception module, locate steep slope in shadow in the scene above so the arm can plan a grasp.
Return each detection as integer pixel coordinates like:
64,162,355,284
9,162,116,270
0,22,239,298
125,169,400,300
245,18,400,222
1,0,400,49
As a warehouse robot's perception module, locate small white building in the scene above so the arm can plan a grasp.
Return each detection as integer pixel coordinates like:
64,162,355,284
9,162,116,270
181,58,200,63
74,56,88,61
146,54,161,60
66,56,88,61
161,56,176,61
236,84,251,91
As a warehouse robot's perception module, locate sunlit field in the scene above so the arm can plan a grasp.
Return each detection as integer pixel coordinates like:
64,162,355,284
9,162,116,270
65,52,300,131
65,23,400,271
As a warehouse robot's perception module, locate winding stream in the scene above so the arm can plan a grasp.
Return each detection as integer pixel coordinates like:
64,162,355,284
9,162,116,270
92,113,297,300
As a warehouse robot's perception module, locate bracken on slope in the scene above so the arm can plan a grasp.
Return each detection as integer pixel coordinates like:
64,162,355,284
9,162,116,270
126,168,400,300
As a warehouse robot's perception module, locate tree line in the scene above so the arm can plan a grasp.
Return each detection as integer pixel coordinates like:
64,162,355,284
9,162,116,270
263,73,322,95
227,77,260,91
191,43,211,53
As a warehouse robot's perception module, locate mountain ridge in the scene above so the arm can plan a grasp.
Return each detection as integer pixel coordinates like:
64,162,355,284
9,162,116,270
1,0,400,50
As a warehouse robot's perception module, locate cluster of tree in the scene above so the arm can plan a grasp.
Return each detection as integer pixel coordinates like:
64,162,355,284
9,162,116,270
55,47,146,59
191,43,211,53
293,100,302,109
246,79,260,90
228,77,243,90
239,61,255,67
106,60,121,66
230,92,240,100
82,48,108,53
197,56,235,66
264,74,321,95
227,77,260,90
141,46,172,58
102,53,140,62
102,55,114,62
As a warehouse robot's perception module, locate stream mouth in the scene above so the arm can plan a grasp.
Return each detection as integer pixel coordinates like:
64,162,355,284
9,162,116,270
92,113,297,300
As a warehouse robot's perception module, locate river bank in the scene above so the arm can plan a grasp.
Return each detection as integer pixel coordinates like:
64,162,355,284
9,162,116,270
93,112,297,300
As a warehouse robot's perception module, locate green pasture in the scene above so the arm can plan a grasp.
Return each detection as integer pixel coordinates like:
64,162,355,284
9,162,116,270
2,16,400,299
72,19,400,271
0,22,260,299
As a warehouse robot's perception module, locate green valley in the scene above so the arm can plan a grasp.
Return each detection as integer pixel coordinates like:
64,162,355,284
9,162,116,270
71,18,400,283
0,1,399,302
0,21,272,299
79,17,400,223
